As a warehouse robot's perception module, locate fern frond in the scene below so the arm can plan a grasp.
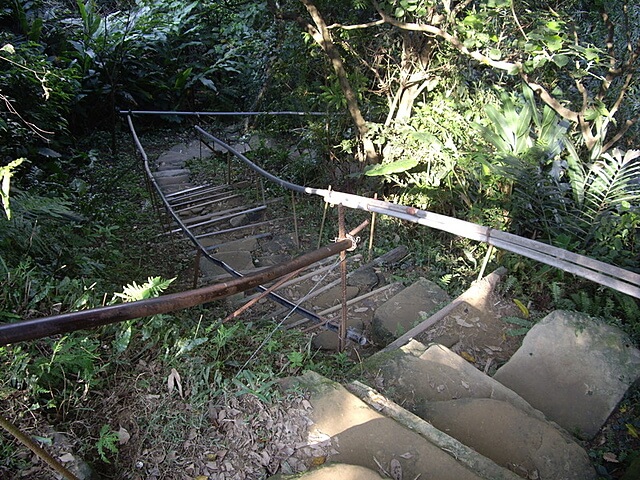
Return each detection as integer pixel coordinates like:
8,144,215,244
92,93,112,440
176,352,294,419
582,149,640,219
113,276,175,303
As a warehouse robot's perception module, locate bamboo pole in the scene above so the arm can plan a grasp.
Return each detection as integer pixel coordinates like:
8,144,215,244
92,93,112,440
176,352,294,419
338,205,347,352
317,186,331,249
0,239,354,346
346,381,521,480
0,414,80,480
381,267,507,353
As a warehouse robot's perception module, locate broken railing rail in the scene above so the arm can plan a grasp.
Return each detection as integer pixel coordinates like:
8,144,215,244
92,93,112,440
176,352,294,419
119,110,328,117
0,239,354,346
191,121,640,300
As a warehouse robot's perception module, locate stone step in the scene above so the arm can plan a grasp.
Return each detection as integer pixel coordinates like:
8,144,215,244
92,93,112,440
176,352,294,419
278,371,514,480
372,277,450,344
493,310,640,440
268,463,385,480
358,340,596,479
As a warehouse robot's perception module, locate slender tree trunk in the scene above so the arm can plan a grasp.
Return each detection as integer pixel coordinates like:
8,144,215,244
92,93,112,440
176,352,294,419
299,0,379,163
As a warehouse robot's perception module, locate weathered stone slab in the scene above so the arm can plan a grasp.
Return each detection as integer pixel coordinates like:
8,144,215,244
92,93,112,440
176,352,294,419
347,266,379,290
362,341,543,419
199,251,254,278
268,463,386,480
493,310,640,439
288,371,485,480
372,278,450,344
421,398,596,480
154,175,191,188
215,237,259,253
311,317,365,350
153,168,189,178
312,285,360,310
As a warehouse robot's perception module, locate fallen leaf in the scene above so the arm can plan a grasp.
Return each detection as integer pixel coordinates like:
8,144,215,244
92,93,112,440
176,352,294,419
58,453,75,463
168,368,183,398
513,298,530,318
455,318,474,328
399,452,413,459
118,427,130,445
460,351,476,363
390,458,402,480
603,452,619,463
311,456,326,466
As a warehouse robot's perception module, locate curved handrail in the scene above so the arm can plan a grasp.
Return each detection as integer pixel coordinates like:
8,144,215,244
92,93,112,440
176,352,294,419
0,239,354,345
193,121,640,299
127,115,364,340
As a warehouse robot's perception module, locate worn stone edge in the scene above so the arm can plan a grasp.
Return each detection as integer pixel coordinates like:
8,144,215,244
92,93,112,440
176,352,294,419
380,267,507,353
346,380,521,480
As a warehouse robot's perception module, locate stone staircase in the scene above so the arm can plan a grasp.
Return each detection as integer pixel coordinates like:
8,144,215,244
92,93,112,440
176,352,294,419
268,297,640,480
150,135,640,480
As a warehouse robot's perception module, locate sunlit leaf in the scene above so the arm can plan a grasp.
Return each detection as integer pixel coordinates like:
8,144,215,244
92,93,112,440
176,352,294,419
513,299,530,318
364,158,419,176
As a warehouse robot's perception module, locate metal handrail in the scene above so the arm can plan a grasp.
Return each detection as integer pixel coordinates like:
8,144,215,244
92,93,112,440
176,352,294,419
193,120,640,299
2,110,638,346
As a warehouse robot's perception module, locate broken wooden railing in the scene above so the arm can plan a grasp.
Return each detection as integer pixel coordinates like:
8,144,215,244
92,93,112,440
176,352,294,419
0,237,356,346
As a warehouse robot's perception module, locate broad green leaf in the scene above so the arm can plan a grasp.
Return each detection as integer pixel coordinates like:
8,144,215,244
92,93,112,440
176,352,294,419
546,21,564,32
489,48,502,60
584,48,600,62
199,77,217,91
364,158,420,176
545,35,564,52
552,54,569,67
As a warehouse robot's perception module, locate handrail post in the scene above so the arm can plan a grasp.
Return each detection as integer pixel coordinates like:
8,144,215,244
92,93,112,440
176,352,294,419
338,205,347,352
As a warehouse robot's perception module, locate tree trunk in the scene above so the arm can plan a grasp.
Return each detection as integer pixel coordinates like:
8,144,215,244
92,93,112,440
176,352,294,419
392,31,433,123
299,0,379,163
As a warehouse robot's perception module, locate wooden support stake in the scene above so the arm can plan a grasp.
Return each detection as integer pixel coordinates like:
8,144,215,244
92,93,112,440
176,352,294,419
338,205,347,352
367,193,378,262
291,190,300,249
477,244,495,282
193,249,202,289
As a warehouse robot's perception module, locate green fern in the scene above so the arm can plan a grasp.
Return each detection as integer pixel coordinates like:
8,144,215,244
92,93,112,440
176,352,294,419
96,425,119,464
567,148,640,220
112,276,175,303
501,316,535,336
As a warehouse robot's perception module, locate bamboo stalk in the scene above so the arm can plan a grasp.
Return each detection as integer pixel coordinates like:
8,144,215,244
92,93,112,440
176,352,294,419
0,414,80,480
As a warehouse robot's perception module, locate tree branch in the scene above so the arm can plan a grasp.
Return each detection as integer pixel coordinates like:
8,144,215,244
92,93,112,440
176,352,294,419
520,74,579,122
602,117,638,153
376,9,519,72
327,19,386,30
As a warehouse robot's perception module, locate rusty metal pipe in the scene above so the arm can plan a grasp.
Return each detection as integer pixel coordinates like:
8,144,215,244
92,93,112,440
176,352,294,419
0,240,353,346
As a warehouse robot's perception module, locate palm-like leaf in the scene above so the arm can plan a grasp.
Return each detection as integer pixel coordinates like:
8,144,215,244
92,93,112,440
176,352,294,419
577,149,640,219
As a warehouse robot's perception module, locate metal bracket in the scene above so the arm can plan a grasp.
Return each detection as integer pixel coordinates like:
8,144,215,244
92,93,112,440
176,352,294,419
334,234,360,251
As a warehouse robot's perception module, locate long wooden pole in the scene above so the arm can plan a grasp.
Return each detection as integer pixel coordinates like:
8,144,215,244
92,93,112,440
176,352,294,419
0,240,353,346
